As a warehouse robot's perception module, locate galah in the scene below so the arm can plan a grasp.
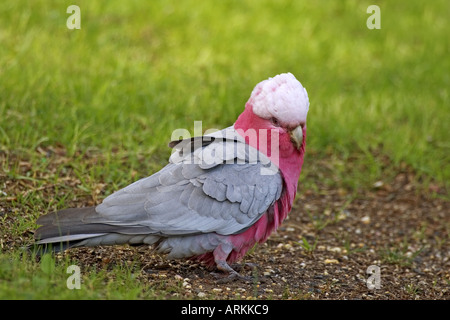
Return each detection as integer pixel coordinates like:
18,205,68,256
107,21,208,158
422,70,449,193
34,72,310,279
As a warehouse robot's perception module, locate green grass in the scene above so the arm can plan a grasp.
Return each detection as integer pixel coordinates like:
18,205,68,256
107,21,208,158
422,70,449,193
0,251,174,299
0,0,448,299
298,237,319,254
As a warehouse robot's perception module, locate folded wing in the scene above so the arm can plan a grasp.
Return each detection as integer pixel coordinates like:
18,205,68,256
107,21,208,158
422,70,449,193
94,126,283,236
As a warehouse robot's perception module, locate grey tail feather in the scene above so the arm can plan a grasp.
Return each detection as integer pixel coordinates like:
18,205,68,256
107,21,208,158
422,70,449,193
33,206,160,254
30,241,81,255
33,206,106,253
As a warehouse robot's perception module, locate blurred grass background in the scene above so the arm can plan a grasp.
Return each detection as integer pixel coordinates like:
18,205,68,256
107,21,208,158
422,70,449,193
1,0,449,187
0,0,448,298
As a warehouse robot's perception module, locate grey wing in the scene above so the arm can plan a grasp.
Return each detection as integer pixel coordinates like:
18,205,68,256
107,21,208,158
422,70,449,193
94,127,283,236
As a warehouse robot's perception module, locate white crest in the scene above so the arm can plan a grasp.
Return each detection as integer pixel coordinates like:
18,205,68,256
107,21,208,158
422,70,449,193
250,73,309,126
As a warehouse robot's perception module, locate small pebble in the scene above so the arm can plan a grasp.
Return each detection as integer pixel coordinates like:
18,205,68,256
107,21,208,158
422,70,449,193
361,216,371,224
328,247,342,253
373,181,384,188
324,259,339,264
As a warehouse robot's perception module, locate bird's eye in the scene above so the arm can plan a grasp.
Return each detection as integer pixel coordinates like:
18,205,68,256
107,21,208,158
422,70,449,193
271,117,280,127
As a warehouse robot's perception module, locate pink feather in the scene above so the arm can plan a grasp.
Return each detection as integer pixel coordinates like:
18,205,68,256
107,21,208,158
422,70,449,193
193,73,308,267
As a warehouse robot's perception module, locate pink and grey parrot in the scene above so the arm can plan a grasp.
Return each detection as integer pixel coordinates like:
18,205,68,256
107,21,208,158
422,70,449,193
34,73,309,279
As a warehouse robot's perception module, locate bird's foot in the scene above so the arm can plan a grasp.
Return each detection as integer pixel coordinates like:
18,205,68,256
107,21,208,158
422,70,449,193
211,260,253,283
210,270,252,283
234,262,259,272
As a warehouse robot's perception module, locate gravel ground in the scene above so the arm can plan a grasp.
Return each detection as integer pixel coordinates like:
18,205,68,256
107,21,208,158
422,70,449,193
63,168,449,300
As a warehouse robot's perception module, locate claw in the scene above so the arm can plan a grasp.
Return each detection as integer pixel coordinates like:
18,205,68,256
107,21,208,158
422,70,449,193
210,270,252,283
212,260,252,283
243,262,259,270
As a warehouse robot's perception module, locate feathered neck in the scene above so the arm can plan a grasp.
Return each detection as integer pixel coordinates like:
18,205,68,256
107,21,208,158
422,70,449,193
234,106,306,206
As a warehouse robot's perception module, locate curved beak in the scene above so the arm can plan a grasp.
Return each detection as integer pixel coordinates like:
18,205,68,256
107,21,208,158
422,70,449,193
289,125,303,150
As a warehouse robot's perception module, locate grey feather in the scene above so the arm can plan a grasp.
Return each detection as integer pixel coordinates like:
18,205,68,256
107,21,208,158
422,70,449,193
34,126,284,256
